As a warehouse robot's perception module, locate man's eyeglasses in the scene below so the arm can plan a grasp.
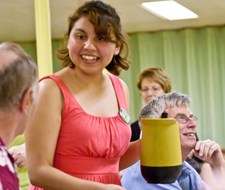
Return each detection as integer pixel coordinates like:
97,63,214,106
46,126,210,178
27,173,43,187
174,114,198,124
140,87,162,94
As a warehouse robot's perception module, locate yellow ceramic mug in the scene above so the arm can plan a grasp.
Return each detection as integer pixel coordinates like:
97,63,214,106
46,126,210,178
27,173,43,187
140,118,182,183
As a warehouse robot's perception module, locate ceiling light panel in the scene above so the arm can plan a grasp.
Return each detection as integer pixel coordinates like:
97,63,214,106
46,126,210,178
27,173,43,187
142,1,198,20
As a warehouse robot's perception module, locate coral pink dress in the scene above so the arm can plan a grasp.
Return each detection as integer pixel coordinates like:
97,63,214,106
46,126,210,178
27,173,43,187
29,74,131,189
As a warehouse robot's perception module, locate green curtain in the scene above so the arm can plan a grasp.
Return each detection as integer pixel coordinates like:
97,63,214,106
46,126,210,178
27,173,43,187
16,40,63,73
14,26,225,147
120,26,225,147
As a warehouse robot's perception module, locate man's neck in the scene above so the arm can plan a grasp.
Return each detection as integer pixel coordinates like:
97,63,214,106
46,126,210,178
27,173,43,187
182,149,192,162
0,109,18,146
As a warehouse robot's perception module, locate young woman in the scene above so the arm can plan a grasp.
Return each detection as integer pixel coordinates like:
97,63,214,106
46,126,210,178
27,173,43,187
25,1,141,190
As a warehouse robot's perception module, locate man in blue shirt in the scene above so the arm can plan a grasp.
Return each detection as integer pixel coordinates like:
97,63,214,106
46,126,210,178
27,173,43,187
121,92,225,190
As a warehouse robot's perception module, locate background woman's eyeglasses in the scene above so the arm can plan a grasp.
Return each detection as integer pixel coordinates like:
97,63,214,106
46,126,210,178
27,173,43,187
140,87,162,94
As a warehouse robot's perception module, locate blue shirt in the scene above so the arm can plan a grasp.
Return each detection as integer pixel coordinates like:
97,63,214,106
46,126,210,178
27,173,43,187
121,160,210,190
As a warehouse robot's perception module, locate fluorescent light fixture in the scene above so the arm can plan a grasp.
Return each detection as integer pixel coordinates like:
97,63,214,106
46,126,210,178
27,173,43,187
142,1,198,20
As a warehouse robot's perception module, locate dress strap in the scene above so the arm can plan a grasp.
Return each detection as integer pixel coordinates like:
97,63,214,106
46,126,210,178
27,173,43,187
40,74,71,94
107,74,127,111
40,74,75,97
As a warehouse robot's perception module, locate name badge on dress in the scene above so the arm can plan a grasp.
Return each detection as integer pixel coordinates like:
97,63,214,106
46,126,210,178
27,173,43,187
120,108,131,124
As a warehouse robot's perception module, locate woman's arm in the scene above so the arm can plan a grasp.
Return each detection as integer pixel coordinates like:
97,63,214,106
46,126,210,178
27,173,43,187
119,79,142,170
119,140,141,171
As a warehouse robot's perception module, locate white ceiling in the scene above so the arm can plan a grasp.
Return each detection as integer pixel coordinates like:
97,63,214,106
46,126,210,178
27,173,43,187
0,0,225,42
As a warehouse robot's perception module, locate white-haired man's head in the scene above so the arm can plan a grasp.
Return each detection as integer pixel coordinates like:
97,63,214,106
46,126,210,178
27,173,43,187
139,92,197,161
139,92,191,120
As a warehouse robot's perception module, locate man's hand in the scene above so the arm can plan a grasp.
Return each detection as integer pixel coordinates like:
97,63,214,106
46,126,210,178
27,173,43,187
193,139,225,187
193,139,224,166
8,143,26,168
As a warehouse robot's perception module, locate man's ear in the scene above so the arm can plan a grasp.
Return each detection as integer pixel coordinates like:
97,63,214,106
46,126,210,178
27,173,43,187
20,89,33,115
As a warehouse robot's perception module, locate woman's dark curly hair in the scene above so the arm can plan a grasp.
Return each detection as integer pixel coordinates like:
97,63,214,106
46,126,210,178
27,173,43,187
56,0,130,76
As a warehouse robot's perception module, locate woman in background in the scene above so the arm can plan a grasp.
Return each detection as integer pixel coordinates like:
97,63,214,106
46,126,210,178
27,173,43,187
130,67,171,142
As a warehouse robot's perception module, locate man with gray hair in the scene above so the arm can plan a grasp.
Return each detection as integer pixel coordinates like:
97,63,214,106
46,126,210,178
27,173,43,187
0,42,38,189
122,92,225,190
